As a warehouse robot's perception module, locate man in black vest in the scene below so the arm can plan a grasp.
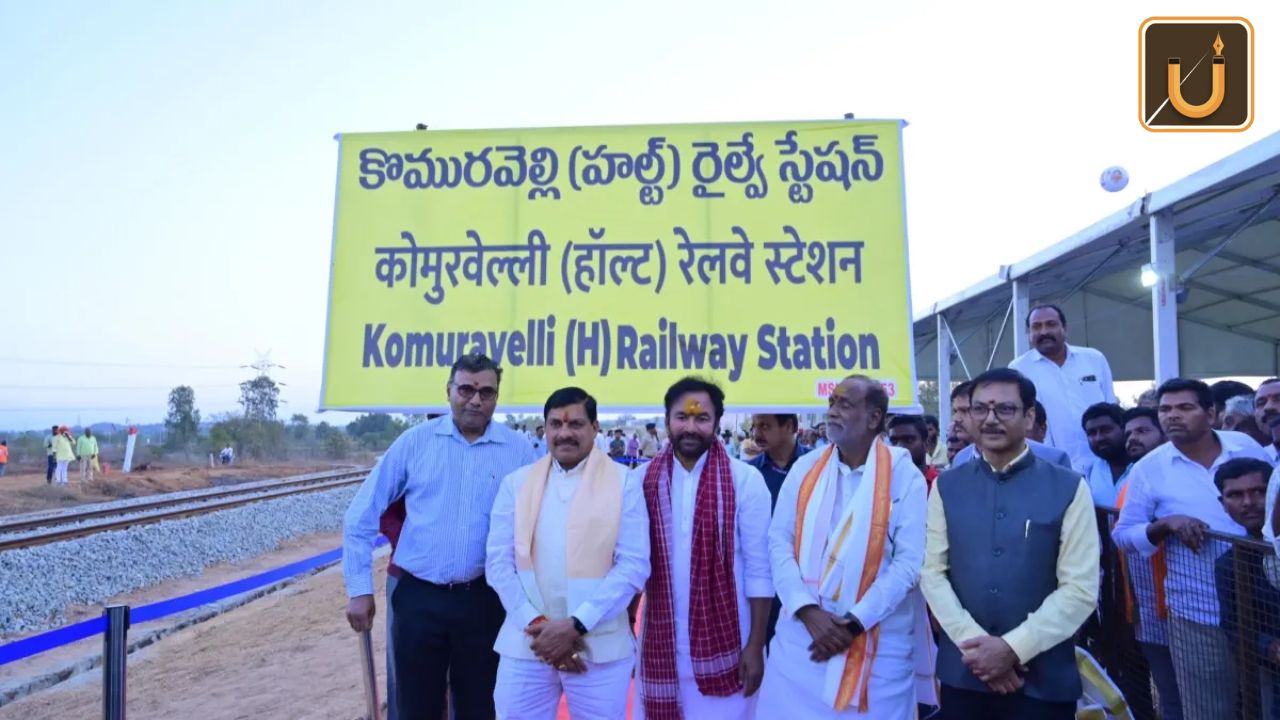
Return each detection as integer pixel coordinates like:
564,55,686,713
921,368,1099,719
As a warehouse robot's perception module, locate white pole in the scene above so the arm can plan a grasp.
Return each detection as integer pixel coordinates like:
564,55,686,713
1012,279,1031,358
937,315,953,436
1150,210,1180,383
122,429,137,473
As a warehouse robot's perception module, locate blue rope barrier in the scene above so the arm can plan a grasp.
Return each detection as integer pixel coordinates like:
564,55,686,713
129,548,344,624
0,535,388,667
0,616,107,667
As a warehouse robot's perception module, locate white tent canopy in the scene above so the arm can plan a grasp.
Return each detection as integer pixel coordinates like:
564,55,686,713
913,131,1280,433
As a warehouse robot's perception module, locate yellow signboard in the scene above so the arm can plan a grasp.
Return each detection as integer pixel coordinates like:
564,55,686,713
321,120,917,412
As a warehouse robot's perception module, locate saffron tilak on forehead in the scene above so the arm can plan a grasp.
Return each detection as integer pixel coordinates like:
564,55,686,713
684,398,705,416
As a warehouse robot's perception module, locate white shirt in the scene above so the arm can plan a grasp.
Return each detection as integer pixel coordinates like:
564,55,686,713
1263,463,1280,558
485,457,651,661
1112,430,1269,624
532,462,579,621
1009,344,1116,472
1083,458,1129,508
530,436,548,458
633,454,773,675
831,461,860,526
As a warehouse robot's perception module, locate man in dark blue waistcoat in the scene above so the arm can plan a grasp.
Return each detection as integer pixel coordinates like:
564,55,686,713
921,368,1099,719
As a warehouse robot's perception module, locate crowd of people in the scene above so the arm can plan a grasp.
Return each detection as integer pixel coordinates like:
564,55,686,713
339,302,1280,720
30,425,101,486
517,413,842,469
520,422,664,465
0,426,103,484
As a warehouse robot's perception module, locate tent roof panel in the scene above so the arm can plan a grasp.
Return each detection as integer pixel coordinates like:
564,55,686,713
914,132,1280,381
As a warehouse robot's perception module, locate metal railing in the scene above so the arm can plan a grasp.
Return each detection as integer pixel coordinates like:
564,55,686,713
1093,508,1279,720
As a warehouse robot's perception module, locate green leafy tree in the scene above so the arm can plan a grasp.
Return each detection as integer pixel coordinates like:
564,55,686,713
164,385,201,450
324,431,353,459
917,381,940,417
9,432,46,464
346,413,407,449
239,375,280,422
207,417,288,460
207,422,236,456
289,413,311,440
314,421,335,441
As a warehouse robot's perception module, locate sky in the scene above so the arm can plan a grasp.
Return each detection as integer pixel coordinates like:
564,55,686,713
2,0,1277,431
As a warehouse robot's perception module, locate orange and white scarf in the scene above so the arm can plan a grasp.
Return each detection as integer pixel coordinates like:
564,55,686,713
513,448,624,609
1116,482,1168,623
793,440,936,712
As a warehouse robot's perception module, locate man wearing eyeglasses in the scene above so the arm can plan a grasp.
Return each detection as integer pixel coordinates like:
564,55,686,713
949,401,1074,471
342,352,537,720
921,368,1098,719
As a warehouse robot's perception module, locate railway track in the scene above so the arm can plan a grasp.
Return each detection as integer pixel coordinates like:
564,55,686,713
0,468,369,552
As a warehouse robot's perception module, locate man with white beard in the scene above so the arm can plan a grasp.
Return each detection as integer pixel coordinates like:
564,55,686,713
758,375,934,718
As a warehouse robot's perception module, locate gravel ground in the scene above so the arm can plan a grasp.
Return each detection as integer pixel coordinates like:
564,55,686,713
0,486,357,636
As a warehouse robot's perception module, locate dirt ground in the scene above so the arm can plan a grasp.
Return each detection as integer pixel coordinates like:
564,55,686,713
0,539,391,720
0,462,337,516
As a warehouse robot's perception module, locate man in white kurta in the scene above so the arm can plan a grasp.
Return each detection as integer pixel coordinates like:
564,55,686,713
634,379,774,720
1008,304,1116,472
486,388,651,719
759,375,933,718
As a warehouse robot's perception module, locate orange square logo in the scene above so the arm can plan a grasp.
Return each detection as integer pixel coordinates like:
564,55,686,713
1139,17,1254,132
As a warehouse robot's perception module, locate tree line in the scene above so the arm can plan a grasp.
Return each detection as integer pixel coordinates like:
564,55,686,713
0,376,412,467
163,376,414,460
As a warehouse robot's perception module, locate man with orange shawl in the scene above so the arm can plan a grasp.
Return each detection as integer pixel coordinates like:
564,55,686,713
758,374,934,717
486,389,655,712
485,387,651,718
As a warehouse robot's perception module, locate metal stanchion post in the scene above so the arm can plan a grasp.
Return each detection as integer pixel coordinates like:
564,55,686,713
103,605,130,720
358,629,381,720
1233,548,1262,720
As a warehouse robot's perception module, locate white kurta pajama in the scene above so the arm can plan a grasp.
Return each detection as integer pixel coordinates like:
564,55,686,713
632,454,775,720
486,450,651,720
758,441,933,718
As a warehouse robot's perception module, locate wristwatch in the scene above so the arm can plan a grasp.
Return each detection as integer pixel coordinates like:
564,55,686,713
571,616,588,636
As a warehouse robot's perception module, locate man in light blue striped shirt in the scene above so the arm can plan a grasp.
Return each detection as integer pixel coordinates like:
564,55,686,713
343,352,535,720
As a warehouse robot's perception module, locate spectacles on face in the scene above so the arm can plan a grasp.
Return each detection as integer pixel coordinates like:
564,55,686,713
452,384,498,402
967,402,1023,421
